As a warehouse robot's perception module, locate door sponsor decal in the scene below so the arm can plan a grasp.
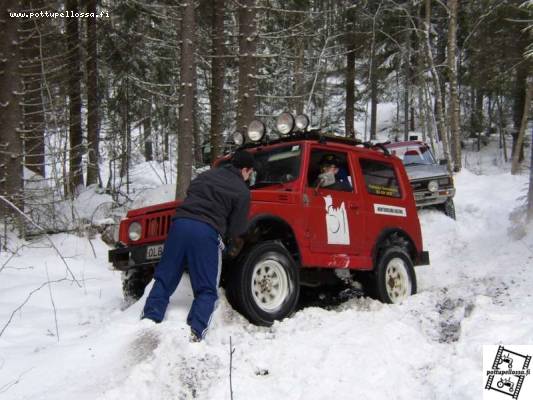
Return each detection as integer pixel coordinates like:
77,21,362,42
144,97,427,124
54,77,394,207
373,203,407,217
323,195,350,245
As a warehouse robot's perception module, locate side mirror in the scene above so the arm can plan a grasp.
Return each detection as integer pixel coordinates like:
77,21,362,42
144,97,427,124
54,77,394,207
439,159,448,166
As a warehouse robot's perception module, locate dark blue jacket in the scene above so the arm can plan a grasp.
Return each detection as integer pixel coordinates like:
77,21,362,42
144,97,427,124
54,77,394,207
173,165,250,237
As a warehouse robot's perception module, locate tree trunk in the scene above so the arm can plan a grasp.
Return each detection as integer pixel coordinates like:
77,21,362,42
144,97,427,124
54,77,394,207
0,0,24,228
209,0,225,163
193,74,202,166
511,78,532,175
294,42,305,115
236,0,257,137
527,125,533,221
143,98,153,162
512,65,528,162
345,40,356,137
176,1,196,199
404,22,411,141
447,0,461,172
20,0,45,177
424,0,451,172
66,0,84,196
86,0,100,186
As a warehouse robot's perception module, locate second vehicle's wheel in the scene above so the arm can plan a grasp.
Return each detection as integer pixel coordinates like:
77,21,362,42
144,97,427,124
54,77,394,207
226,241,300,326
122,267,154,305
440,198,456,220
375,246,417,304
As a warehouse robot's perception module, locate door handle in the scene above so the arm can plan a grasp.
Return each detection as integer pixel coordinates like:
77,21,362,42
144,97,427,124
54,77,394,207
349,203,359,210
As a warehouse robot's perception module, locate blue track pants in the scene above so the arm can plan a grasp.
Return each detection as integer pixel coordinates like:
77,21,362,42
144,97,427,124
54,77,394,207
142,218,223,338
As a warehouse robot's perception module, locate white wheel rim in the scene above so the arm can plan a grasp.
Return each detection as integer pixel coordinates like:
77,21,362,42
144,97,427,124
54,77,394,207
385,257,411,303
251,258,290,312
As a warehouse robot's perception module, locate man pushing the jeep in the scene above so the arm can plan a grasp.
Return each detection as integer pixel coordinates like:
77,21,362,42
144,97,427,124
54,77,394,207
141,150,255,341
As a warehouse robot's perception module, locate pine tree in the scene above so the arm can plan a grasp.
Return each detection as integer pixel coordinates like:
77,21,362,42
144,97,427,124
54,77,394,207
176,1,196,199
236,0,257,137
86,0,100,186
66,0,84,196
0,0,24,230
209,0,225,162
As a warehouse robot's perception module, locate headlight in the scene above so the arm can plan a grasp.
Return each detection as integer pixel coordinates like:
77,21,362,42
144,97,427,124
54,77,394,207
247,120,265,142
427,180,439,192
128,221,142,241
295,114,310,131
233,132,244,146
275,112,295,135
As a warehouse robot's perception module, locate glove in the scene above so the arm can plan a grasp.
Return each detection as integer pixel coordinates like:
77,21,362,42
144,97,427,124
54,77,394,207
227,237,244,258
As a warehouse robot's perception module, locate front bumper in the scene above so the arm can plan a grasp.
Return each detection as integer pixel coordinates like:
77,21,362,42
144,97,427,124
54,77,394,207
108,242,163,271
414,187,455,207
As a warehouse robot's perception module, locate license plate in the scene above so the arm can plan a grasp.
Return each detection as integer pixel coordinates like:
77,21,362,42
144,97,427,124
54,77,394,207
146,244,164,260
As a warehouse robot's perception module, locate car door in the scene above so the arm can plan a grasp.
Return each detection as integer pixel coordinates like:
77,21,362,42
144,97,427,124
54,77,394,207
303,146,364,256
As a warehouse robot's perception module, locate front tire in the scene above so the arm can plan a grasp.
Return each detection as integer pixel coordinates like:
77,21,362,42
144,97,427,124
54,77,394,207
121,267,153,305
225,241,299,326
441,198,456,220
375,246,417,303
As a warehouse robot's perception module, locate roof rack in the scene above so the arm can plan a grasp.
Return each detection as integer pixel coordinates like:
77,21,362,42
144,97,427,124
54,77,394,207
234,130,391,156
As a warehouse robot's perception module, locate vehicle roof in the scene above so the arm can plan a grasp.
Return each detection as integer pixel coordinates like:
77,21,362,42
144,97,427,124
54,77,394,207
384,140,427,148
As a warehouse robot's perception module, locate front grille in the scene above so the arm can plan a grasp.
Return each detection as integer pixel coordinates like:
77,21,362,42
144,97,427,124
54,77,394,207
411,181,426,192
145,214,172,239
411,178,453,192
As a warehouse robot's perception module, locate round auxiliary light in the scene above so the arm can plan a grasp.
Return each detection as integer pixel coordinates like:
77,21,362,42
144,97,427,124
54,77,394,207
128,221,142,241
295,114,310,131
233,132,244,146
427,180,439,193
247,120,266,142
275,112,295,135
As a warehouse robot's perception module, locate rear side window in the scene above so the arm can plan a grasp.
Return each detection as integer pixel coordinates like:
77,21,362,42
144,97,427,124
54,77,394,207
360,159,401,198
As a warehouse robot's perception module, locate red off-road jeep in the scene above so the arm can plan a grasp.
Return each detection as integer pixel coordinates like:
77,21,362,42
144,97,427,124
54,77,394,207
109,113,429,326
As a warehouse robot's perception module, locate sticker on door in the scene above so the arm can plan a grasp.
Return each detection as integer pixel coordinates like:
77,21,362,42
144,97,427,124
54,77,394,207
323,195,350,245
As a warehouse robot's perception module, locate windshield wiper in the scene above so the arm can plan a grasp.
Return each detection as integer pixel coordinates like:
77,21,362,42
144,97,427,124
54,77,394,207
404,162,431,166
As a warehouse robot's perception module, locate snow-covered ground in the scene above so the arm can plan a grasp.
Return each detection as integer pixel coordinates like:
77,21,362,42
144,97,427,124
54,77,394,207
2,142,533,399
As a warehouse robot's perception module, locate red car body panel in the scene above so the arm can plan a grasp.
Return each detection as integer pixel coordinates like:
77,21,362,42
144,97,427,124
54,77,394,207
114,138,426,272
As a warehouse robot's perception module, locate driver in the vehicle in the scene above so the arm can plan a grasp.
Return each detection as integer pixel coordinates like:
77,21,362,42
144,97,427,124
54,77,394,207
314,154,352,191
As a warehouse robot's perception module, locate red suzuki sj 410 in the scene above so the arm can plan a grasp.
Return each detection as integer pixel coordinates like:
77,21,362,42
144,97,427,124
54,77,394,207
109,113,429,326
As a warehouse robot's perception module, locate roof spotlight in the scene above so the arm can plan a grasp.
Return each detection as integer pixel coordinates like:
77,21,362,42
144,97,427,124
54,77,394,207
275,112,295,135
295,114,310,131
247,120,266,142
232,132,244,146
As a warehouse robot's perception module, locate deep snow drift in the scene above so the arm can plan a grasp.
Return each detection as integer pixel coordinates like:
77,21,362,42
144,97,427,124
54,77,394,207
1,148,533,399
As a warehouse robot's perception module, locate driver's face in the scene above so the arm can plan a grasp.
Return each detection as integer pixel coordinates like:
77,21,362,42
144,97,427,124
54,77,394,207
320,164,338,175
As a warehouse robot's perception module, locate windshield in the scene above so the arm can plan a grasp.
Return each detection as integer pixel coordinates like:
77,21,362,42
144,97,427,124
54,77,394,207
250,144,302,189
390,145,436,166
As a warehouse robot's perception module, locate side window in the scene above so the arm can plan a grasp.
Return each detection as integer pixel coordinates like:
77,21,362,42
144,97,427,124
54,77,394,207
360,159,401,198
307,149,353,192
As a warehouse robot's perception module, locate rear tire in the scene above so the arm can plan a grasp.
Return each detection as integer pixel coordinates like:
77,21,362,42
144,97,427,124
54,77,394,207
375,246,417,303
225,241,299,326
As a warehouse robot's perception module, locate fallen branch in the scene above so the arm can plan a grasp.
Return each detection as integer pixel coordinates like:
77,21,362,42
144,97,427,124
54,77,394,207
229,336,235,400
45,263,60,342
0,368,34,394
0,278,66,338
0,195,81,287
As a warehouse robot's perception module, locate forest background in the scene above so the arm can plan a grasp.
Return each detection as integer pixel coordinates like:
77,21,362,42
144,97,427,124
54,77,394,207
0,0,532,241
